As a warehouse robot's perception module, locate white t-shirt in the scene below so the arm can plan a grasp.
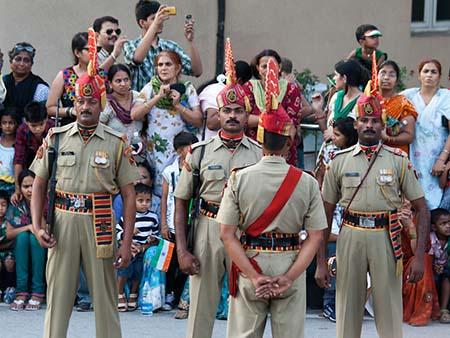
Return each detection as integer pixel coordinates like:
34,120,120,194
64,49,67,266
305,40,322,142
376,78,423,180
161,157,181,233
0,143,15,183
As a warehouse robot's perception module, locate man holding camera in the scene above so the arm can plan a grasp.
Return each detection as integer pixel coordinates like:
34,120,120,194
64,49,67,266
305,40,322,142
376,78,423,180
174,47,261,338
124,0,202,91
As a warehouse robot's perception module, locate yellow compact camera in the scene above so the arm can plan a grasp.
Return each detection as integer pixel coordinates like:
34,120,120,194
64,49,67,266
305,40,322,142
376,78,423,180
165,6,176,15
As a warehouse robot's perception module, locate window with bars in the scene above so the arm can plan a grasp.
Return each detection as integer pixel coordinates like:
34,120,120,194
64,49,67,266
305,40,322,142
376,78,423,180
411,0,450,31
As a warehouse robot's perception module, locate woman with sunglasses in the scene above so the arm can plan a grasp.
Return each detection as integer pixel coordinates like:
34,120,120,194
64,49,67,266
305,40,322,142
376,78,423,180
2,42,49,121
46,32,91,126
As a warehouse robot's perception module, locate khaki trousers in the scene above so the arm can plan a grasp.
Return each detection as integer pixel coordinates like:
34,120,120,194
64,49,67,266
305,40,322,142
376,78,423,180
227,251,306,338
186,215,228,338
336,225,402,338
43,211,121,338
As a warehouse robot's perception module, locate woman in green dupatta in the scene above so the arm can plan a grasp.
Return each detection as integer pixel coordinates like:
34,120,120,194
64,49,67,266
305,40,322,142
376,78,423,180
131,50,202,196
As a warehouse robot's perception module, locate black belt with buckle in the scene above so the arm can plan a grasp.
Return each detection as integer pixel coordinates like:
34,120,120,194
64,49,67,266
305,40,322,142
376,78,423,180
55,194,93,213
200,199,220,218
343,213,389,229
242,232,300,251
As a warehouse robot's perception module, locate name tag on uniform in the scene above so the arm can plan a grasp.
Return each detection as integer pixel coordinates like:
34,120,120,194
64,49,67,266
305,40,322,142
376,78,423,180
344,172,360,177
207,164,223,170
61,151,75,156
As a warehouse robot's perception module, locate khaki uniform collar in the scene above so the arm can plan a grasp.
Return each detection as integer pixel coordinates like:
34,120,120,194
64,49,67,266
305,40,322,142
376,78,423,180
68,122,105,140
352,142,383,157
261,155,287,163
212,133,250,151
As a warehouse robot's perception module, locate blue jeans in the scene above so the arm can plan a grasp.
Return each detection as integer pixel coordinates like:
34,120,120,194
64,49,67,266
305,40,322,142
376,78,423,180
77,265,91,304
323,242,336,307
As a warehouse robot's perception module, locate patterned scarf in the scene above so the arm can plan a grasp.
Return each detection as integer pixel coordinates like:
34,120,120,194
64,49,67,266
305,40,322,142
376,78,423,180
150,76,189,110
107,93,133,125
78,124,97,143
219,130,243,151
359,144,378,161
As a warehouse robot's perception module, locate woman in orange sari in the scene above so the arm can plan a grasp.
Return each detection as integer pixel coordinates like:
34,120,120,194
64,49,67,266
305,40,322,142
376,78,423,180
400,200,440,325
378,60,417,154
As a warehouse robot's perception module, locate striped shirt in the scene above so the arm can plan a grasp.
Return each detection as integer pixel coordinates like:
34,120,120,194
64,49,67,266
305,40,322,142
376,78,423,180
123,37,192,91
116,209,159,245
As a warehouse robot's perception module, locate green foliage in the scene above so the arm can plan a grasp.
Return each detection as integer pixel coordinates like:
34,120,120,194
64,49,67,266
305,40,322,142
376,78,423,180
396,66,411,92
294,69,320,101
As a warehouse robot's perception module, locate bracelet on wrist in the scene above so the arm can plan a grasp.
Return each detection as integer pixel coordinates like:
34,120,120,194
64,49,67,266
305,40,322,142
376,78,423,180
111,53,117,61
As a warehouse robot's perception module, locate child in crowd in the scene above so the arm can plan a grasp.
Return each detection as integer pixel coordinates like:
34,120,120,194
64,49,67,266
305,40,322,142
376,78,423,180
0,190,15,302
347,24,387,75
161,131,198,312
6,169,46,311
113,157,161,221
429,208,450,323
12,101,54,204
116,183,159,312
0,107,19,195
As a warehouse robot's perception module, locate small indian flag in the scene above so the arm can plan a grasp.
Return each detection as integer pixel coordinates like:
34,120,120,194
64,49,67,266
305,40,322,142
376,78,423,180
150,239,175,272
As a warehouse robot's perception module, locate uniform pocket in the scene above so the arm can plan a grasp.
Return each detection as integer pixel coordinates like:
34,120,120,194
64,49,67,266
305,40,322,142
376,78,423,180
342,175,362,202
57,155,76,167
202,169,226,195
56,155,76,180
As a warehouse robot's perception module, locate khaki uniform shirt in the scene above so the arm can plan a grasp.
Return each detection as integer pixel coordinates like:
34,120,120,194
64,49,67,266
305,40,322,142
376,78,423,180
217,156,327,234
174,134,262,203
322,143,424,212
31,122,140,193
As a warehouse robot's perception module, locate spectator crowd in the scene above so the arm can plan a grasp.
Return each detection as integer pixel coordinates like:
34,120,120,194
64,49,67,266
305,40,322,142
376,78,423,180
0,0,449,328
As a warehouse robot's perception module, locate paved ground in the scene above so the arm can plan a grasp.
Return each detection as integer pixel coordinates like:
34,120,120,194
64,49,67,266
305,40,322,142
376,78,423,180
1,303,448,338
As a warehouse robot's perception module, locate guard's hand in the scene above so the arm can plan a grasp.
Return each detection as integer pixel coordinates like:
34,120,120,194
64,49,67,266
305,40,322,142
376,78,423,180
314,260,331,288
178,250,200,275
407,256,424,283
269,274,293,297
184,20,195,42
252,274,273,299
114,243,132,269
35,228,56,249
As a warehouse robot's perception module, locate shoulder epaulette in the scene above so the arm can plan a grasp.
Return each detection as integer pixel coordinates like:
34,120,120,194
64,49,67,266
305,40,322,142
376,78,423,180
189,138,214,153
382,144,408,157
230,163,254,173
50,123,73,135
247,137,262,148
103,125,126,139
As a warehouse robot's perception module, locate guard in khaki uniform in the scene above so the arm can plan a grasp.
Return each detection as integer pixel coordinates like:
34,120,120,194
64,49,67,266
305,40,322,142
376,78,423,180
30,29,139,338
174,39,262,338
318,88,430,338
217,58,327,338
